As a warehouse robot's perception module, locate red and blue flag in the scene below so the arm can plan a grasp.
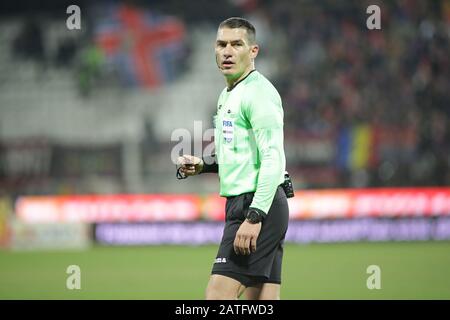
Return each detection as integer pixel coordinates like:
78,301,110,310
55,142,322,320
94,4,186,89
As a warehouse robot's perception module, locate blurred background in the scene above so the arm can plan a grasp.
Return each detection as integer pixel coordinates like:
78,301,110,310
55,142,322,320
0,0,449,299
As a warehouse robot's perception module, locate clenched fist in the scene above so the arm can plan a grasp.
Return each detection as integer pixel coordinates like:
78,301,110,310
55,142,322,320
176,155,204,177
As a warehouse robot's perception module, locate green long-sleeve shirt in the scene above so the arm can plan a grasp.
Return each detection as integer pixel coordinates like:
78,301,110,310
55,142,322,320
214,70,286,214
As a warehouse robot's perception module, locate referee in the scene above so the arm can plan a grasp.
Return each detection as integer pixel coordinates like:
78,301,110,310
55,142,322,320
177,17,289,300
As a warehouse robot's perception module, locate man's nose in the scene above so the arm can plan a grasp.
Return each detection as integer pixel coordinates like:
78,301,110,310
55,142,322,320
223,43,233,56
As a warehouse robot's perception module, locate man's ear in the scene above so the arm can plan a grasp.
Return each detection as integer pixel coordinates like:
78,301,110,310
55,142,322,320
250,44,259,59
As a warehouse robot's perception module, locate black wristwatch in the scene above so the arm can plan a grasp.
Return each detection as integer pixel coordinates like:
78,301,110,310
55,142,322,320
246,208,266,224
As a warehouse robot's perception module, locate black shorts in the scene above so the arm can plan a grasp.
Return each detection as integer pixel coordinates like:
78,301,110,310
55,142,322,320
211,186,289,287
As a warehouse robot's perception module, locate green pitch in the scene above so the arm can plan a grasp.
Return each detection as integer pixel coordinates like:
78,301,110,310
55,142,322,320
1,242,450,299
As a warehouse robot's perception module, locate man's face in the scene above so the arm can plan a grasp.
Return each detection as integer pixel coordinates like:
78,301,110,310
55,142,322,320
215,27,258,81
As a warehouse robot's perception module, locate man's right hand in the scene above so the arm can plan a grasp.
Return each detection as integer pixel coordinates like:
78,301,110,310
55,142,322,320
176,155,204,177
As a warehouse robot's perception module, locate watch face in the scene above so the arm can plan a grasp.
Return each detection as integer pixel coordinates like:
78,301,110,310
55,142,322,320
247,211,260,223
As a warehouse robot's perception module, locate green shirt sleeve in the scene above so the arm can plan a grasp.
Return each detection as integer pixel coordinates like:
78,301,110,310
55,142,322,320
242,86,286,215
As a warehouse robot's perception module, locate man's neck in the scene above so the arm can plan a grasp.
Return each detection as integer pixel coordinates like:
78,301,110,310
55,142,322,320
226,66,255,89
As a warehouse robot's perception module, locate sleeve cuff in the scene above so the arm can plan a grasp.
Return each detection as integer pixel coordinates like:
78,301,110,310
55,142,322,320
199,154,218,174
249,207,267,218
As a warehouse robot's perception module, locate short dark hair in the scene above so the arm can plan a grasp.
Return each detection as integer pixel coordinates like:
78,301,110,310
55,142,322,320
219,17,256,44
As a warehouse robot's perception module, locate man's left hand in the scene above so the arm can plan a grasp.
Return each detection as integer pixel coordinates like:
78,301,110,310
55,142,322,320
233,220,262,255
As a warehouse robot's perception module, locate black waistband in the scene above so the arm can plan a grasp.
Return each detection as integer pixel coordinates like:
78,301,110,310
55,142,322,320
226,185,283,200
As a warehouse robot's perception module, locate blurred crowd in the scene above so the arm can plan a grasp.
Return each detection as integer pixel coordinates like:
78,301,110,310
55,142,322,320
264,0,449,187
